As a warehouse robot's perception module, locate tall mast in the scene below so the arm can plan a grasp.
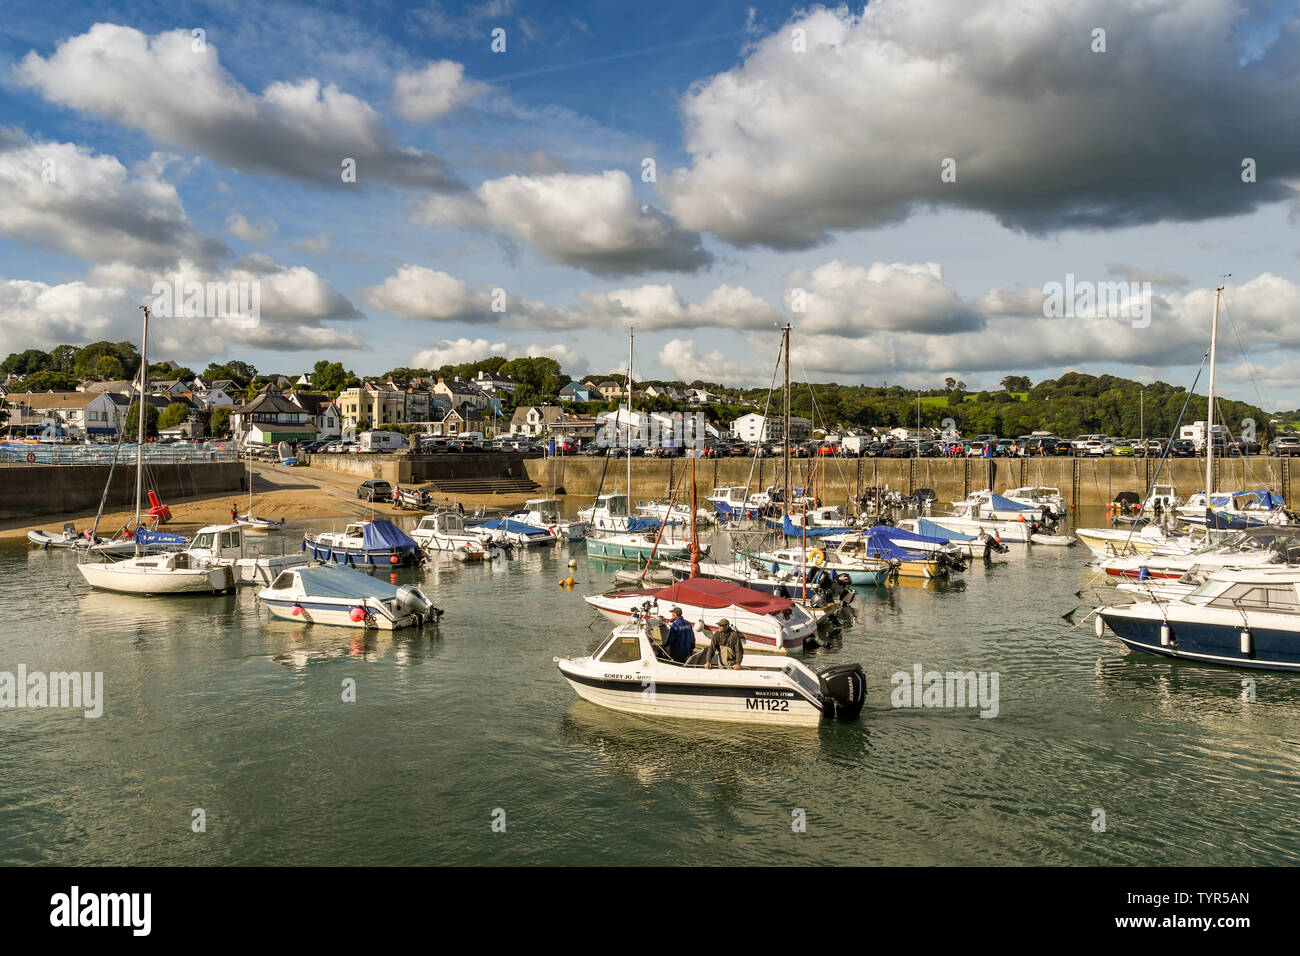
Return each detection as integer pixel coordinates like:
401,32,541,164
1205,285,1223,500
627,327,634,509
134,305,150,554
782,323,791,520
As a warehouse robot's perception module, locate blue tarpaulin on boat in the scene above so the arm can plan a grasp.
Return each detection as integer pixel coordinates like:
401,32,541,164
626,516,662,533
989,493,1034,512
470,518,553,538
292,564,400,599
916,518,976,542
858,526,930,561
781,515,853,537
873,524,953,548
360,519,419,551
1205,509,1267,530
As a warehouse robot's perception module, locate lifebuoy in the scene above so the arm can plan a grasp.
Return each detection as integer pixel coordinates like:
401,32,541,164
808,549,826,566
25,452,35,462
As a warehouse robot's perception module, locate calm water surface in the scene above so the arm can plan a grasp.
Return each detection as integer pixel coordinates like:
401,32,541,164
2,507,1299,866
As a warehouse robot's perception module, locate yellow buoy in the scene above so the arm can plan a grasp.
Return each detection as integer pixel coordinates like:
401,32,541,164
566,576,575,586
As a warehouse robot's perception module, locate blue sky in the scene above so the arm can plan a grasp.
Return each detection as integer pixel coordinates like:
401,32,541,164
3,0,1300,410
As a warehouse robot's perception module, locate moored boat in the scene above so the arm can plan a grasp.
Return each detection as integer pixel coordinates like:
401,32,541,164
259,564,441,630
554,613,866,725
304,519,421,567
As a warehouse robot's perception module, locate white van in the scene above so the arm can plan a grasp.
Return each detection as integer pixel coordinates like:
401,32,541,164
358,430,409,453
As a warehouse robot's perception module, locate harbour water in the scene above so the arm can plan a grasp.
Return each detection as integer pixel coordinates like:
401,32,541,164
3,508,1299,866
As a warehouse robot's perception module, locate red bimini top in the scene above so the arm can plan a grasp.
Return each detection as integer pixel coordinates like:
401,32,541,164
652,577,793,615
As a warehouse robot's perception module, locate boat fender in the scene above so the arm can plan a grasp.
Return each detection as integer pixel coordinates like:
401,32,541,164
1160,623,1174,647
1094,614,1105,638
1240,628,1253,658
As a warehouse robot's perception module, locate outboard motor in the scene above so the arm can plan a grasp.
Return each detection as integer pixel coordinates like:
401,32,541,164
981,532,1010,558
396,585,443,622
818,662,866,720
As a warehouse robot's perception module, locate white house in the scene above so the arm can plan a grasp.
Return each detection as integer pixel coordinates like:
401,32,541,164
5,391,123,439
509,405,564,437
730,413,812,443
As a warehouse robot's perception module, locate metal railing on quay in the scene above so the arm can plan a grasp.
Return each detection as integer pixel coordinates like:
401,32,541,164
0,443,240,466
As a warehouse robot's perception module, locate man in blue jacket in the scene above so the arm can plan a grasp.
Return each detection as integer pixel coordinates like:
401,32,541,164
665,607,696,663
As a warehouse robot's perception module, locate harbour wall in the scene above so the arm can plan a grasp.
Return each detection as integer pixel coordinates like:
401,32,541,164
301,452,536,485
523,455,1296,511
0,462,244,520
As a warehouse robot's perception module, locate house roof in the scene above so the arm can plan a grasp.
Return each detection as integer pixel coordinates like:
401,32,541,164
231,389,303,416
11,391,100,410
559,381,589,393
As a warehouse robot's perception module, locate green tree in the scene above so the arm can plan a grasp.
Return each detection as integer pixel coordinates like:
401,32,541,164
94,355,126,380
210,405,233,438
1,349,52,375
49,344,78,373
18,371,79,392
158,402,191,430
124,401,160,439
311,360,360,394
202,361,257,386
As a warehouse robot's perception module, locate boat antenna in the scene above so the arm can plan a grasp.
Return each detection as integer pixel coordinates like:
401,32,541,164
782,323,791,520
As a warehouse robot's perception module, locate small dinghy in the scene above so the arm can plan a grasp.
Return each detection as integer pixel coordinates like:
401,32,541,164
258,564,442,630
555,612,866,726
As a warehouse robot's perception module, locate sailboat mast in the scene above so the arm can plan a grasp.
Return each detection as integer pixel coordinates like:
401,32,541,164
783,323,791,520
134,306,149,554
627,327,634,510
1205,286,1222,499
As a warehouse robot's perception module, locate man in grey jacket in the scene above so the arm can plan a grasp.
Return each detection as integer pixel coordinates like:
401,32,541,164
704,619,743,670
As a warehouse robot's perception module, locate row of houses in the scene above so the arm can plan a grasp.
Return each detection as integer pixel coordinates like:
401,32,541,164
556,381,728,405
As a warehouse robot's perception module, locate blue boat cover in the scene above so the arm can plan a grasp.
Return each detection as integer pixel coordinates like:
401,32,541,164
471,518,554,538
859,526,930,561
916,518,975,542
292,564,400,599
781,515,853,538
873,524,953,547
989,493,1034,512
626,516,663,533
1204,508,1266,530
361,519,419,551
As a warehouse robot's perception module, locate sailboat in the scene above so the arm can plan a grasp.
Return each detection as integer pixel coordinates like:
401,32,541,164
233,454,285,531
77,306,237,595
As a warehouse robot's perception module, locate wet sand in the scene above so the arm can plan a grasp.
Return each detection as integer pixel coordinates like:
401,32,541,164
0,463,535,538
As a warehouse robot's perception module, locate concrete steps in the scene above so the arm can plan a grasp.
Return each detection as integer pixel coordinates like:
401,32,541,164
426,476,541,495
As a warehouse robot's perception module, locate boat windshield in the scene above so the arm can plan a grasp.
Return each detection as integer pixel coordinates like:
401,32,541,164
599,631,643,664
191,532,215,550
1185,578,1300,610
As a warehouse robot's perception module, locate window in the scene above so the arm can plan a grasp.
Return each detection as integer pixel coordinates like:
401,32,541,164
221,532,239,549
1207,582,1300,611
600,634,643,664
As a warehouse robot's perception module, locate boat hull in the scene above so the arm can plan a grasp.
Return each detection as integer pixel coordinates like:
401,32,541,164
557,662,822,725
304,539,420,567
1101,605,1300,671
77,561,235,595
261,597,414,630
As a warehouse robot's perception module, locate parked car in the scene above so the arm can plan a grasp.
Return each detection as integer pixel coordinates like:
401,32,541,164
356,479,392,502
1169,439,1196,457
1271,435,1300,456
883,441,916,458
1111,440,1135,457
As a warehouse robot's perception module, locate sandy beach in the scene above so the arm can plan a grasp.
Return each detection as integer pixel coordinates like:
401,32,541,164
0,463,535,538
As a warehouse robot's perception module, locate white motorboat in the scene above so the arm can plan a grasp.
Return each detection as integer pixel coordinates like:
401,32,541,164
1096,566,1300,671
637,498,715,527
707,486,761,520
185,523,309,585
466,516,558,546
1075,522,1200,559
926,512,1038,544
1176,490,1291,527
554,613,866,725
411,511,487,551
1096,525,1300,581
508,497,586,540
1001,486,1068,518
949,490,1043,521
579,492,638,532
77,550,237,595
745,542,893,586
1143,484,1183,513
583,576,818,653
585,527,706,562
661,558,856,609
258,564,441,630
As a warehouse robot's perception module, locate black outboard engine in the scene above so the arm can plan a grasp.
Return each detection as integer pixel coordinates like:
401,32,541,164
818,662,866,720
981,532,1010,557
